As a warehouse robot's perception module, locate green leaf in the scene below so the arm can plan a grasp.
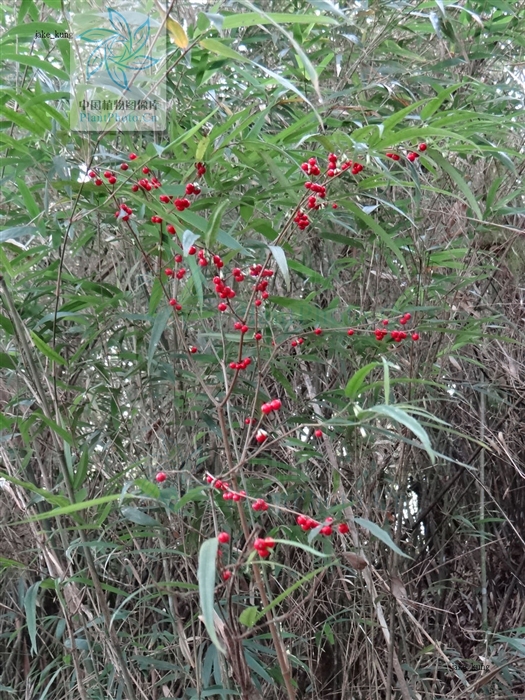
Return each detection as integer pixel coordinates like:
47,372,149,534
134,479,161,499
273,539,330,558
205,200,229,249
198,538,225,654
382,357,390,405
420,83,462,120
0,51,68,80
341,200,407,273
220,12,338,28
147,305,171,372
345,362,381,399
354,517,411,558
199,37,249,63
0,556,25,569
429,151,483,219
253,564,329,624
0,225,39,243
239,606,260,628
366,404,436,464
120,506,160,526
29,331,67,366
268,245,290,291
24,581,41,654
17,494,124,524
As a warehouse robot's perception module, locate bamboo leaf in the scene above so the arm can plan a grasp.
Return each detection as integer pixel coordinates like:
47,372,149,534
198,538,225,654
354,517,412,558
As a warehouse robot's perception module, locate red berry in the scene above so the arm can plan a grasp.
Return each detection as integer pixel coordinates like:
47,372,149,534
241,325,249,334
320,525,333,536
142,166,150,174
270,399,281,411
129,153,138,160
188,246,196,255
338,523,350,534
314,328,322,336
264,537,275,548
244,417,253,425
261,403,273,415
174,253,183,263
404,313,411,320
257,548,270,558
382,319,389,326
314,429,323,438
222,570,232,581
218,532,230,544
399,318,407,325
88,170,96,178
255,332,262,341
189,346,197,354
418,143,427,152
407,152,418,162
412,332,420,341
218,303,228,312
169,298,177,306
108,176,116,184
120,163,129,171
155,471,167,483
347,329,354,336
95,179,103,186
167,225,176,235
255,430,268,444
255,299,262,307
165,268,174,277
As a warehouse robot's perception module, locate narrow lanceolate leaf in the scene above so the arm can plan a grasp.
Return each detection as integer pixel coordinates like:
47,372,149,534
354,517,412,559
205,200,229,249
166,17,189,48
29,331,67,366
341,200,407,273
147,305,171,372
199,38,249,63
268,245,290,290
429,151,483,220
367,404,436,464
198,538,225,654
25,581,41,654
345,362,381,399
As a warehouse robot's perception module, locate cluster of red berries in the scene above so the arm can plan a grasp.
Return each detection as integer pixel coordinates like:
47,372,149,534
195,162,206,177
114,203,133,221
372,313,419,342
290,337,305,347
300,157,322,176
261,399,281,415
207,477,248,502
294,211,310,230
165,265,186,280
233,321,249,333
185,182,201,195
253,536,276,558
386,143,427,163
229,357,252,371
132,175,162,192
168,298,182,311
296,514,350,536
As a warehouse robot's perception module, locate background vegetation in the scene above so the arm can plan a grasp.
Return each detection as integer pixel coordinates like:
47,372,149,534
1,0,525,698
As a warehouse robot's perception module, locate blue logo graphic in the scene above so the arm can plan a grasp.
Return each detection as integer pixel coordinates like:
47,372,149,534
78,8,159,91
